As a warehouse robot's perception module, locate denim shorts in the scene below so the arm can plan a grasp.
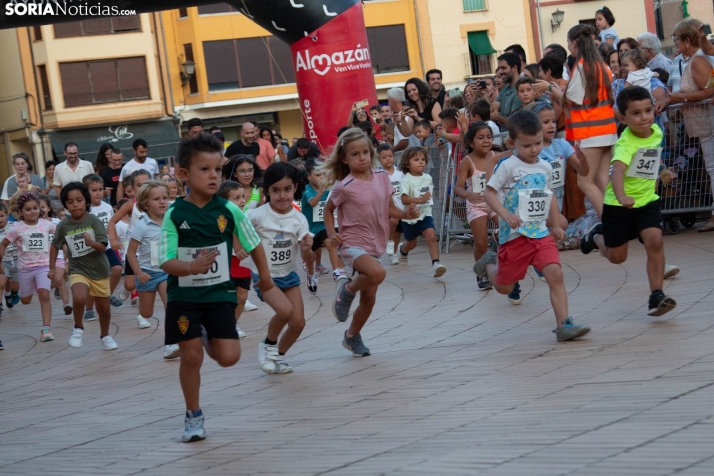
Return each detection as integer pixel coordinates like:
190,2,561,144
402,216,435,242
251,271,300,300
136,269,169,292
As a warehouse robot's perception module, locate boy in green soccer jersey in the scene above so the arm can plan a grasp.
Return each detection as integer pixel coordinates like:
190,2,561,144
580,86,677,317
160,134,290,443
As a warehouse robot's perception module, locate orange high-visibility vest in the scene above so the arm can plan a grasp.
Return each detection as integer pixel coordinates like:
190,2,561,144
565,61,616,141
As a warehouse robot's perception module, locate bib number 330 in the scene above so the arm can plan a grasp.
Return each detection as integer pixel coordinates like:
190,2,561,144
518,189,553,223
178,241,229,287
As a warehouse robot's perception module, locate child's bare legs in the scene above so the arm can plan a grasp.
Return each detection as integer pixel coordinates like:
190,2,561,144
95,296,111,337
594,228,664,292
86,295,95,314
541,262,569,327
389,217,401,245
401,238,417,254
484,264,516,295
124,275,136,292
302,248,316,276
576,146,612,217
325,241,345,270
109,264,122,295
261,285,294,341
470,216,490,261
346,255,386,337
423,228,440,261
54,268,70,306
275,286,305,354
178,338,203,411
71,283,89,328
235,287,248,321
39,289,51,327
138,291,156,318
315,248,323,268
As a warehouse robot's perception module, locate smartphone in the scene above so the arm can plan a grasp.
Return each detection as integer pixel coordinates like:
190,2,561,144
401,99,410,107
354,99,369,109
478,80,487,89
704,24,712,35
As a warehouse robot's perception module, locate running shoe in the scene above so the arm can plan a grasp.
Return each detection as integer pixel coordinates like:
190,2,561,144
40,326,54,342
664,264,680,279
235,325,246,339
182,410,206,443
109,295,124,308
119,285,130,301
257,338,292,374
389,253,399,265
63,305,72,315
5,295,13,309
332,279,355,322
315,264,329,275
244,300,258,312
306,273,318,294
397,244,408,265
163,344,180,359
69,328,83,348
137,315,151,329
473,250,497,278
432,262,447,278
10,293,19,306
580,223,602,255
101,335,118,350
333,268,348,282
647,290,677,316
342,330,370,357
83,310,96,321
54,287,61,300
130,291,138,306
507,282,522,305
477,276,493,291
533,267,546,282
553,317,591,342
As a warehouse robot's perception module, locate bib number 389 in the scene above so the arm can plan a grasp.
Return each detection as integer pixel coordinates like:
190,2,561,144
178,241,229,287
517,189,553,223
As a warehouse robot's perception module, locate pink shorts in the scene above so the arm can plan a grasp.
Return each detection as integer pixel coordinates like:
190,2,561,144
496,235,560,285
55,258,65,269
19,265,52,298
466,200,497,224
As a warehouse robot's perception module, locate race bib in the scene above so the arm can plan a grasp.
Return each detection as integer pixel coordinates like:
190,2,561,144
518,189,553,223
313,201,326,222
391,180,402,196
471,173,486,194
417,185,433,207
551,157,565,189
627,148,661,180
334,209,339,228
177,241,229,287
23,232,48,253
264,236,294,271
95,211,111,229
150,241,159,268
65,229,95,257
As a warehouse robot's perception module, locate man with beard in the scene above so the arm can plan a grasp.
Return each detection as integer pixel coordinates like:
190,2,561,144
491,53,523,131
425,69,446,108
224,122,260,159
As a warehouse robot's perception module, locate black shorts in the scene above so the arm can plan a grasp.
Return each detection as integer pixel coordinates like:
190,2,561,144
602,199,663,248
396,220,403,233
310,229,337,251
105,249,122,268
124,259,134,276
231,277,251,291
165,300,238,345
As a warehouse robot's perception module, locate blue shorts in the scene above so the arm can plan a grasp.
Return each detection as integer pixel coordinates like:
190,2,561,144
136,269,168,292
402,216,435,242
105,248,122,268
251,271,300,301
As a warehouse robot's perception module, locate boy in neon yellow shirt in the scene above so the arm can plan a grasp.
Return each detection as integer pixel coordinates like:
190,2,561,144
580,86,676,316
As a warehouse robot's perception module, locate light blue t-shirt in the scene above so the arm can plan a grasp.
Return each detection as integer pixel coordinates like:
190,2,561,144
600,28,619,46
301,184,329,235
539,138,574,211
130,215,165,272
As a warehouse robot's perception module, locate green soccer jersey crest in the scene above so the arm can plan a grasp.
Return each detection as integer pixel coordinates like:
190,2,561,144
159,195,261,303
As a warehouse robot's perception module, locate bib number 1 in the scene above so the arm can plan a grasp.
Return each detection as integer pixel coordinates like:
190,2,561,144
471,173,486,194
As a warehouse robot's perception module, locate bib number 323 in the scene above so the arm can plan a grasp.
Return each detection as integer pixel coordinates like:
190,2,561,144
178,241,229,287
518,189,553,223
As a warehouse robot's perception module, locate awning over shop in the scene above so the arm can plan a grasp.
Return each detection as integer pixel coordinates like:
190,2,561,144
48,119,180,163
467,31,497,56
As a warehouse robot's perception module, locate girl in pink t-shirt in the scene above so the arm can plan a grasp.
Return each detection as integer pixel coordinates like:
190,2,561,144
0,193,56,342
323,128,418,357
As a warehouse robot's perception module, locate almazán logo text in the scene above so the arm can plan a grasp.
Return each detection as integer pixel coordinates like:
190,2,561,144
295,44,372,76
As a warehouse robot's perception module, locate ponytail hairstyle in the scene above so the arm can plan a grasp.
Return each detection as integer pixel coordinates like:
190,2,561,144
564,24,613,107
595,6,616,27
324,128,375,186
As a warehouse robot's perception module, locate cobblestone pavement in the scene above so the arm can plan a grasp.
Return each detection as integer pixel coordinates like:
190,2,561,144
1,230,713,475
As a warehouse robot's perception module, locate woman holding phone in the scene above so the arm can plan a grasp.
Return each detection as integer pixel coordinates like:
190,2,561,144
403,78,442,128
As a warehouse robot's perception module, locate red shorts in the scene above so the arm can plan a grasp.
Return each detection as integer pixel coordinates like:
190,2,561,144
496,235,560,285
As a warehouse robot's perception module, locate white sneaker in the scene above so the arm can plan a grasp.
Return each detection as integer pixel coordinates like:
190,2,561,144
119,285,130,301
432,262,447,278
69,328,83,348
333,268,348,282
137,315,151,329
244,300,257,312
101,335,118,350
664,264,680,279
236,325,246,339
389,253,399,265
398,244,408,265
163,344,180,359
258,339,292,374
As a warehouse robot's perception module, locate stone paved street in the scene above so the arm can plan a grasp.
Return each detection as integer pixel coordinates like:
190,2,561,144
1,230,713,475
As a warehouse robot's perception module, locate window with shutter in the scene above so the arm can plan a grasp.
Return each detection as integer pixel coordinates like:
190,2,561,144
59,57,150,107
54,21,83,38
38,65,52,110
197,4,236,15
117,57,151,100
59,62,92,107
32,25,42,41
89,60,120,103
82,18,112,35
53,16,140,37
178,8,188,18
268,37,296,84
112,16,141,32
203,40,240,91
366,25,409,74
236,38,273,88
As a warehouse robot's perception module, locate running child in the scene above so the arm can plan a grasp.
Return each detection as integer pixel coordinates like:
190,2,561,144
83,174,125,321
0,193,55,342
397,146,447,277
0,204,19,312
473,110,591,342
37,194,72,315
127,181,179,359
51,182,117,350
159,134,288,443
377,144,404,265
580,86,676,316
248,162,313,374
454,122,498,290
217,181,254,339
301,158,347,288
114,198,131,261
324,128,419,356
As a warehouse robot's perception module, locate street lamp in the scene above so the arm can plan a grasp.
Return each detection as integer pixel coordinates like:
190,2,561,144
180,60,195,86
551,9,565,32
